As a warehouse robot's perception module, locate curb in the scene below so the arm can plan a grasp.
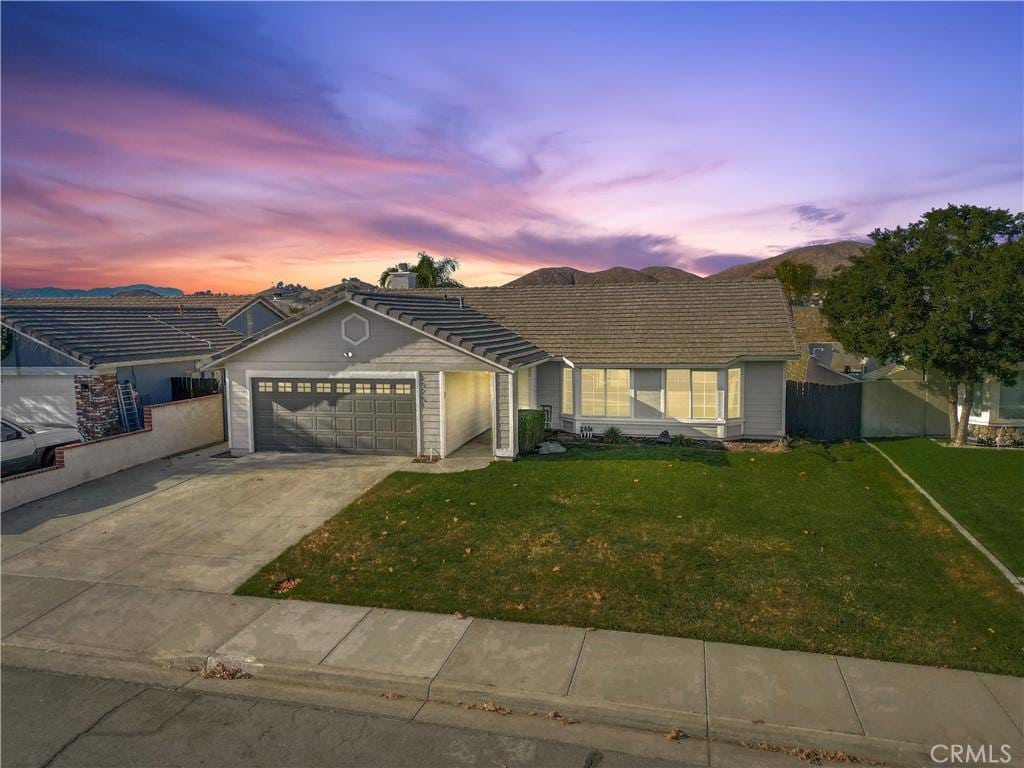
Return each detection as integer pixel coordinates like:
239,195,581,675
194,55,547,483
3,637,937,766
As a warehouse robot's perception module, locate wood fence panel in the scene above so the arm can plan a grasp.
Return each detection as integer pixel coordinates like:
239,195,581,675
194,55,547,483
786,381,861,441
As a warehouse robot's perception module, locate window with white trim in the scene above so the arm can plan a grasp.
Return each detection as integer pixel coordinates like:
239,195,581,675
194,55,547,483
999,379,1024,419
580,369,630,417
561,367,574,415
727,367,742,419
665,369,690,419
606,369,630,417
692,371,718,419
581,369,606,417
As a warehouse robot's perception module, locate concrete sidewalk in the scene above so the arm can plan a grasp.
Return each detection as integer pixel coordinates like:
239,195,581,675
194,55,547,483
3,575,1021,767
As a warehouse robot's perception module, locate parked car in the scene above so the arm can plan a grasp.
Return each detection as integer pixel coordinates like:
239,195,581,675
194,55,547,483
0,419,83,477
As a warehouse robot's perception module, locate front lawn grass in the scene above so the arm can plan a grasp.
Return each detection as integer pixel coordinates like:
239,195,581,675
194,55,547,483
237,442,1024,676
870,438,1024,575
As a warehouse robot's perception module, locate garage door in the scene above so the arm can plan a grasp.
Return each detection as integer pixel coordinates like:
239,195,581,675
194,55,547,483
252,378,416,455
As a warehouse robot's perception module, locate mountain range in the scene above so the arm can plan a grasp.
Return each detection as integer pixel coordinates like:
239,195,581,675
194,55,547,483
1,284,184,299
504,240,870,286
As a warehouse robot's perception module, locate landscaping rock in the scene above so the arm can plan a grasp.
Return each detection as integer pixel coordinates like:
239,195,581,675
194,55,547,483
537,441,567,455
656,430,672,445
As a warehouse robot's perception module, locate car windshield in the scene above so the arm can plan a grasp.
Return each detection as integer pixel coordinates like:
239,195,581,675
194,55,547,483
3,420,34,435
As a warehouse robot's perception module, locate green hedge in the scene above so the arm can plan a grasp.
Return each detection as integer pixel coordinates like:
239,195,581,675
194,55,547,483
518,409,546,455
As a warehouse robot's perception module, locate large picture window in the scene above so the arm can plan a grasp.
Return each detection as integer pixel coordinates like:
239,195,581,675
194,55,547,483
727,367,742,419
580,369,630,417
999,380,1024,420
562,367,574,415
665,369,691,419
692,371,718,419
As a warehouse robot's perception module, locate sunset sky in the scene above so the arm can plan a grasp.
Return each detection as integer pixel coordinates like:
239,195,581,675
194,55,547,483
2,2,1021,293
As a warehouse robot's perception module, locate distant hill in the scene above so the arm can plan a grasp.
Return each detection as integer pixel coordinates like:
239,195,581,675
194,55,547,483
505,265,701,287
1,284,183,299
706,241,869,282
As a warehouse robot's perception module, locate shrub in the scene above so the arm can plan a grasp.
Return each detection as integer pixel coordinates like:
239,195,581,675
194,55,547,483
518,409,546,455
670,434,695,448
603,426,624,444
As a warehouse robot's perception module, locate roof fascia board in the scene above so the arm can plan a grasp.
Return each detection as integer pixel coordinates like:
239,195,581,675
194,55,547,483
94,354,207,371
1,322,95,367
2,366,95,376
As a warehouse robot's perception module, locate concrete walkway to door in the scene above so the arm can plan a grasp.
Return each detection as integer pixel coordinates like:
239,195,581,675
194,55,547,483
1,444,407,593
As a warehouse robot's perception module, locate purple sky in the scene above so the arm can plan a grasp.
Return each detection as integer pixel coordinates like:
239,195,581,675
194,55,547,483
2,2,1021,291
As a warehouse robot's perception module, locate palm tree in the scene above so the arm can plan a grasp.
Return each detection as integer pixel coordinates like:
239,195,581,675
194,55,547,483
379,251,462,288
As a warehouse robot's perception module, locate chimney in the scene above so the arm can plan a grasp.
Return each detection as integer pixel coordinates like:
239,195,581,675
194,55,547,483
386,270,417,290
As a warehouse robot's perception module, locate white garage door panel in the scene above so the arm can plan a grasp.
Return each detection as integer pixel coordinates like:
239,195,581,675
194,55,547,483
1,375,77,425
444,371,492,455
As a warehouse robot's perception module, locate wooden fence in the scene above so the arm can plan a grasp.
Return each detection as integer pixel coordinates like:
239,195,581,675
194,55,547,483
170,376,221,401
786,380,861,442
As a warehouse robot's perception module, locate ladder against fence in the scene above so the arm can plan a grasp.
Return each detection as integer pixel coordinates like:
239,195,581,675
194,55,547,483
785,380,861,442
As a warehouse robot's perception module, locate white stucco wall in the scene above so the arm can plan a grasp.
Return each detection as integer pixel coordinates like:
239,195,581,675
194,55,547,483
743,361,786,438
1,394,224,511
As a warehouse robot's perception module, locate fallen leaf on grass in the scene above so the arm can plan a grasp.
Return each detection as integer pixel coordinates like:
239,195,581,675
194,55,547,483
665,728,689,742
380,691,404,700
272,577,302,594
551,566,561,573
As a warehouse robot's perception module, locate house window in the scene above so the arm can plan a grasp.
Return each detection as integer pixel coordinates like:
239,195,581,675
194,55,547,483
355,383,371,394
561,367,574,415
692,371,718,419
395,383,412,395
296,382,311,393
606,369,630,417
971,382,986,417
316,382,331,393
375,383,392,394
581,369,606,417
727,367,742,419
665,369,690,419
336,382,351,393
257,381,272,393
999,379,1024,419
580,369,629,417
277,381,292,393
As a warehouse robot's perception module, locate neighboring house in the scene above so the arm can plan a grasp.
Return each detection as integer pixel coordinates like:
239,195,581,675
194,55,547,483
1,306,242,439
966,371,1024,437
2,294,287,337
204,282,798,459
804,342,878,384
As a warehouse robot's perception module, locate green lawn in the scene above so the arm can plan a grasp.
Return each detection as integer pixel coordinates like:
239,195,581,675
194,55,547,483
869,438,1024,575
237,442,1024,676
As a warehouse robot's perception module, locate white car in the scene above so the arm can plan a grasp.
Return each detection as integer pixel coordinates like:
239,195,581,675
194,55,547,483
1,419,84,477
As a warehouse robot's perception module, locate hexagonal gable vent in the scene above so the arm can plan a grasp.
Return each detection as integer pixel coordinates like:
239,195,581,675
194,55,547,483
341,313,370,346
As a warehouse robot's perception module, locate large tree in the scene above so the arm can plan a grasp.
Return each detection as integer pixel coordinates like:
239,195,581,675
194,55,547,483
822,205,1024,445
774,259,816,302
379,251,462,288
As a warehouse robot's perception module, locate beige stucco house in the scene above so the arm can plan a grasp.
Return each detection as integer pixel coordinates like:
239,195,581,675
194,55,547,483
204,281,799,459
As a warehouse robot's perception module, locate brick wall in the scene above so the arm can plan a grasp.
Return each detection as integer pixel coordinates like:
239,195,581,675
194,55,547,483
74,373,122,440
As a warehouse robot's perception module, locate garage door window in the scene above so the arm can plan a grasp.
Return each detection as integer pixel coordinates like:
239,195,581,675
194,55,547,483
316,383,331,393
297,382,311,393
396,383,412,395
277,381,292,392
376,383,392,394
356,383,371,394
258,381,272,392
336,382,350,393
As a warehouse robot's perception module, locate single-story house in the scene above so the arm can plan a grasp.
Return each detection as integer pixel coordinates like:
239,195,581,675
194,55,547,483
203,281,799,459
1,305,243,439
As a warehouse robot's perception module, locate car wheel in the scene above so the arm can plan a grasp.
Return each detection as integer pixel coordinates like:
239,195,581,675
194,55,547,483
40,447,56,468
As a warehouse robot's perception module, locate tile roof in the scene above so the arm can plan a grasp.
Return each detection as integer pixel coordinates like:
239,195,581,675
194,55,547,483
207,291,550,370
1,306,244,366
2,295,286,323
406,281,799,364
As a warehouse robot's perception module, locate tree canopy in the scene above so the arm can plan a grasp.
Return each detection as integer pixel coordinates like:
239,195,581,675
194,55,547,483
773,259,816,302
380,251,462,288
822,204,1024,444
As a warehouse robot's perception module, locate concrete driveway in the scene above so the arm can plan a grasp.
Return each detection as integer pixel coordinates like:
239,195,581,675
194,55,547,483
1,445,407,594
